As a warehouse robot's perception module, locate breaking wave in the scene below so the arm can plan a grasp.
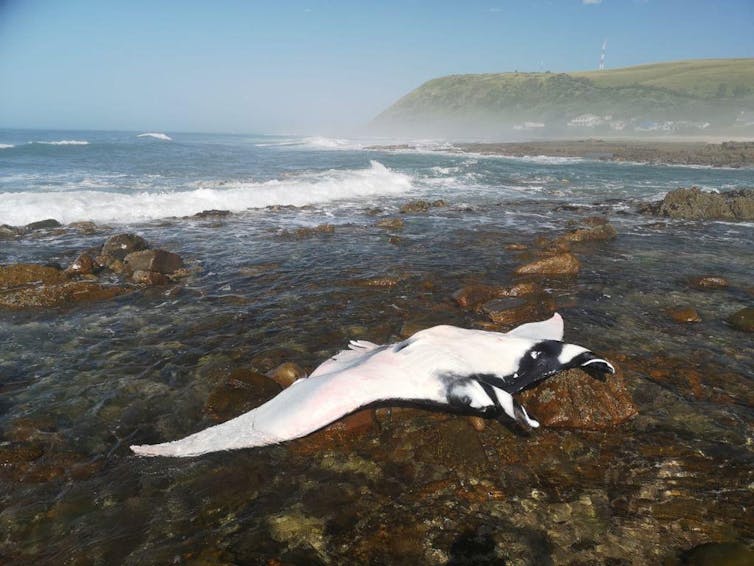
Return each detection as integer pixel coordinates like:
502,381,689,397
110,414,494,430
0,144,14,149
137,132,172,141
0,161,413,225
34,140,89,146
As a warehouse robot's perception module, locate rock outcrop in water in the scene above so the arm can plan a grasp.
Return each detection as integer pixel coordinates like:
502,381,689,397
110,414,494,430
641,187,754,220
0,233,188,309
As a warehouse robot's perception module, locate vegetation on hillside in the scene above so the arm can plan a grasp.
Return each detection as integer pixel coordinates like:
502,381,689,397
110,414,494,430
370,59,754,138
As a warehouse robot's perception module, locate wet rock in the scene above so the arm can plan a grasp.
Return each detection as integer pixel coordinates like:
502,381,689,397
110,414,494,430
689,276,729,290
124,249,184,274
505,243,528,251
101,233,149,260
557,222,617,244
642,187,754,221
0,224,24,239
353,276,403,288
0,264,67,287
453,281,541,310
0,280,125,309
239,262,280,277
514,252,580,277
678,542,754,566
727,307,754,332
69,221,99,234
130,270,170,286
400,199,446,213
518,367,637,430
467,416,486,432
375,217,405,231
282,223,335,238
388,235,401,245
483,296,555,328
267,362,307,388
65,252,96,276
25,218,61,231
194,209,231,218
667,306,702,324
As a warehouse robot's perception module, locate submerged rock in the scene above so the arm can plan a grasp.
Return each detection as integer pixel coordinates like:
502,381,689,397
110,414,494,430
689,275,730,290
267,362,307,388
557,221,617,244
514,252,581,277
641,187,754,221
375,217,405,231
453,281,540,310
667,306,702,324
518,366,637,430
727,307,754,332
0,280,125,309
399,199,447,213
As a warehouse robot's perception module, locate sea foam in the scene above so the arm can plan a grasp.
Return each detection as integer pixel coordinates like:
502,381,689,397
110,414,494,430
0,144,14,149
0,161,412,225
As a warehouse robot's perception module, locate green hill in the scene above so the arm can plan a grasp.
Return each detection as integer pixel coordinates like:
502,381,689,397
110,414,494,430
370,59,754,138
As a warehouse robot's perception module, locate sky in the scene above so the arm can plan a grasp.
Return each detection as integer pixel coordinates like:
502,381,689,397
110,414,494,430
0,0,752,135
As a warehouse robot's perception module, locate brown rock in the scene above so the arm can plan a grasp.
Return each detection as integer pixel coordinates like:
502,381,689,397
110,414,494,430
65,252,96,276
375,217,405,231
518,366,637,430
467,416,486,432
289,223,335,238
514,252,580,277
124,249,184,274
558,222,617,244
101,233,148,260
399,199,447,214
727,307,754,332
267,362,307,388
483,295,555,328
130,270,170,286
453,281,541,310
644,187,754,221
0,264,67,287
667,306,702,323
689,276,730,289
69,221,99,234
0,281,125,309
452,284,505,309
353,276,403,287
194,209,231,218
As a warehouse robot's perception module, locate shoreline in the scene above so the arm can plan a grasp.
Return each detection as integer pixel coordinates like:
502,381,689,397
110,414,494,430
372,139,754,168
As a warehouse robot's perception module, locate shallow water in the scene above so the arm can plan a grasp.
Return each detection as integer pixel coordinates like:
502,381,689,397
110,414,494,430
1,132,753,563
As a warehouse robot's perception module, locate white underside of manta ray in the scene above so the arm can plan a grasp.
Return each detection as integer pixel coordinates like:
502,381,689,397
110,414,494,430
131,313,614,458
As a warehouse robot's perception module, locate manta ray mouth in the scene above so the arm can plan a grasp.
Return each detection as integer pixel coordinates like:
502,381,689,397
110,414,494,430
574,353,615,381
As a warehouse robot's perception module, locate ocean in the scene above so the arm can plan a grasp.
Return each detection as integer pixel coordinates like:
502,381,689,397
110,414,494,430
1,129,753,563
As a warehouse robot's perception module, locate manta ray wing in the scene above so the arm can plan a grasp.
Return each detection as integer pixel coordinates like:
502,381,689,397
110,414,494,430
505,313,564,341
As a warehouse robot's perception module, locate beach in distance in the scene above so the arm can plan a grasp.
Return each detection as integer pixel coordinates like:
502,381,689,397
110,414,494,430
1,129,753,564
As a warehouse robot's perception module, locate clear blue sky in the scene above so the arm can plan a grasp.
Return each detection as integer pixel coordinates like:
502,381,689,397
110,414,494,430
1,0,752,134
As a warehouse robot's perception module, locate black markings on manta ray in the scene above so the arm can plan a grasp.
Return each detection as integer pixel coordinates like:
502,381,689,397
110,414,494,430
131,314,614,458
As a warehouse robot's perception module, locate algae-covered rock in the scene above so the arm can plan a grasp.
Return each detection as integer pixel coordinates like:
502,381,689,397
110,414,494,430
101,233,149,260
643,187,754,221
124,249,184,274
727,307,754,332
514,252,580,277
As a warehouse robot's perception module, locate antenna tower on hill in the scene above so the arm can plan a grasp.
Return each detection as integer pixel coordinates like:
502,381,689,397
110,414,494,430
599,39,607,71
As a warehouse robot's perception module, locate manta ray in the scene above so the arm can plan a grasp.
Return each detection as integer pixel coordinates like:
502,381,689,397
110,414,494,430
131,313,614,457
